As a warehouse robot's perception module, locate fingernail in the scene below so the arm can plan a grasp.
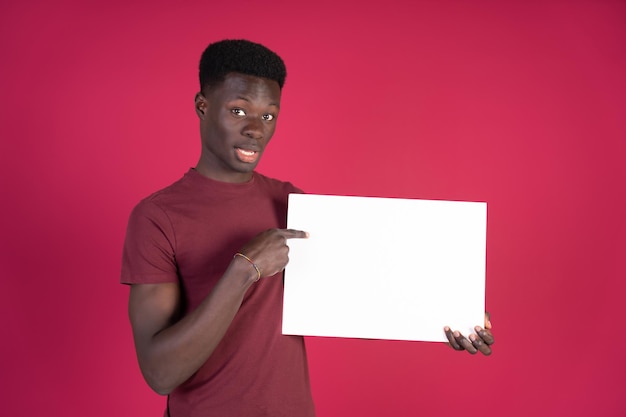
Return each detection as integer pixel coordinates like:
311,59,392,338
474,326,482,332
453,331,460,337
444,326,450,331
469,334,476,341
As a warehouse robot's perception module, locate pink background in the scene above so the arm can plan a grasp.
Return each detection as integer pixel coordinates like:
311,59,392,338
1,1,625,416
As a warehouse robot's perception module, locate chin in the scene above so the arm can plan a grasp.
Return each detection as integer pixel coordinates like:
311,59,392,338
233,159,261,172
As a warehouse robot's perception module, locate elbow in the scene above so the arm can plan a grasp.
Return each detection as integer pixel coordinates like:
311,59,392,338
151,383,173,397
141,366,178,396
146,376,176,396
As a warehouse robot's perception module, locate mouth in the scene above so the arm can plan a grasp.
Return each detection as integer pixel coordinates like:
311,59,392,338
235,147,260,164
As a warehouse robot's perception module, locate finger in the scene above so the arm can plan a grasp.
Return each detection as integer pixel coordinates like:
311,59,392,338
469,333,492,356
280,229,309,239
474,326,494,345
484,311,492,329
444,326,463,351
454,331,478,354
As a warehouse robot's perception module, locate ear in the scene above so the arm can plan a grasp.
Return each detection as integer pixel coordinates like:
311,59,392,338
195,92,207,119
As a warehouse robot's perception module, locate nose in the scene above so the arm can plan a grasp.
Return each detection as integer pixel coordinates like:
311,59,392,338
242,118,263,140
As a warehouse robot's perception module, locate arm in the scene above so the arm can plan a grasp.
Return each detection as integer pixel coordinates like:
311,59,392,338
128,228,307,395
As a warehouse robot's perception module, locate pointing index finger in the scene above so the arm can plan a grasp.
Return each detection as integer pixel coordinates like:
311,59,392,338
280,229,309,239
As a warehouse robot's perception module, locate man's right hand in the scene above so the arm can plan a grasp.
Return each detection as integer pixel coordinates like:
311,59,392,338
237,228,309,278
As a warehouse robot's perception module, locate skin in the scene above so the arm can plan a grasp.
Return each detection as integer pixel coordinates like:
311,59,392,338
194,73,281,183
444,312,494,356
128,73,307,395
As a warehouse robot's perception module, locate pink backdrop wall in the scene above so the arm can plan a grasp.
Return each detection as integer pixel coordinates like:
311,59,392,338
1,1,625,416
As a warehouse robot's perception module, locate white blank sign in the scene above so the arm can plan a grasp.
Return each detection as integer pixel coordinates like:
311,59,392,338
283,194,487,342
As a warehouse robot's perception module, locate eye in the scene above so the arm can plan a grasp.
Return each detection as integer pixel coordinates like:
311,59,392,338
232,108,246,117
262,114,275,121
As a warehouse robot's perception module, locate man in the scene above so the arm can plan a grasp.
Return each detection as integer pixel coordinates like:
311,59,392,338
121,39,493,417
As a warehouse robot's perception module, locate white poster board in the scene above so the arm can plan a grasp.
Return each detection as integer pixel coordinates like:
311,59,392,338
283,194,487,342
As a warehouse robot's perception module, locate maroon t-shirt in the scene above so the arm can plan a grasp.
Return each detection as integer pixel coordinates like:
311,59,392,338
121,169,315,417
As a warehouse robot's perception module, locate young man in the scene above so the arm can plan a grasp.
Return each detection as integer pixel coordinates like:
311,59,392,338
121,39,493,417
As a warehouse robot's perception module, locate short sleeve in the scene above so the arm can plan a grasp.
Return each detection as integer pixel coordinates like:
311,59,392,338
121,199,179,285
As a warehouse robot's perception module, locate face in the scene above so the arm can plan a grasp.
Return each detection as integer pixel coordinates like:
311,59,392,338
194,72,281,183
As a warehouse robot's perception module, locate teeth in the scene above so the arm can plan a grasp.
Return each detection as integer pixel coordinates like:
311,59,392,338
239,149,255,156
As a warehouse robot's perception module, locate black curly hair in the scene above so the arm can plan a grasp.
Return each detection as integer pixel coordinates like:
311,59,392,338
199,39,287,92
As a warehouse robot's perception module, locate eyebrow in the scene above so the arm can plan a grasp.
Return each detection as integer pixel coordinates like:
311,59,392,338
234,96,280,108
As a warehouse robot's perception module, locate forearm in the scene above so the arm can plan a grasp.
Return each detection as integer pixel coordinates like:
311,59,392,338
132,257,258,395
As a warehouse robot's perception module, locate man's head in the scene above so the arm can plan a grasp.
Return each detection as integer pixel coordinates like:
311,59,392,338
199,39,287,93
194,40,285,183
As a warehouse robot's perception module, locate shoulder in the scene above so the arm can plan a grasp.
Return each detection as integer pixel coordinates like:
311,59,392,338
126,172,197,237
253,172,304,195
130,170,199,217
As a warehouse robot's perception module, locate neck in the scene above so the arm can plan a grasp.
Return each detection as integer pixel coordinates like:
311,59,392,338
194,160,254,184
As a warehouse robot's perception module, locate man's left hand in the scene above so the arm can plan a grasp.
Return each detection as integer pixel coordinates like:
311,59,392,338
444,312,494,356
